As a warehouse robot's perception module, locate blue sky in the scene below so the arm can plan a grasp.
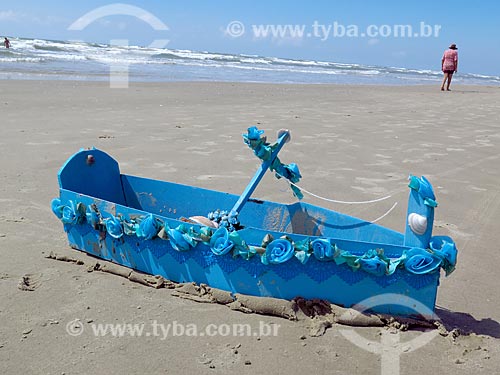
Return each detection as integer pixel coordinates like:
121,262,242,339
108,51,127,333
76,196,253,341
1,0,499,75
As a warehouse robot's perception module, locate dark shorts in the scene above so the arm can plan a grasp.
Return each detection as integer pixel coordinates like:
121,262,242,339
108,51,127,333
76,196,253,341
444,70,454,75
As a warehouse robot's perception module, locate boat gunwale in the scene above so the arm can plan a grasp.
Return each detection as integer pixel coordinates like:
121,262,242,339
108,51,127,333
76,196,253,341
59,186,413,258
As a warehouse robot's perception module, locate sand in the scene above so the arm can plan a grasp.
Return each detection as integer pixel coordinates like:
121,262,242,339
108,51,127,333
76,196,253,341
1,80,499,374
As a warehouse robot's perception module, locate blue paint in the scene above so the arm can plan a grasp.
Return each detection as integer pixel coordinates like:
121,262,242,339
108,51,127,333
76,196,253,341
63,221,440,317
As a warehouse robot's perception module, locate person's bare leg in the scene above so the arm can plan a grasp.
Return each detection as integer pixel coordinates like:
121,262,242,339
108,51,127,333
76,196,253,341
440,73,448,90
446,73,453,90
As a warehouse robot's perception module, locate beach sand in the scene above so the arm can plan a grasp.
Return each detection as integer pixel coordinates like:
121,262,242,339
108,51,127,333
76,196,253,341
1,80,499,374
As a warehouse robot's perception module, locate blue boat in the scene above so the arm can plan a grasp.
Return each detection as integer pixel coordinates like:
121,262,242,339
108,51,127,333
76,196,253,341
51,127,458,318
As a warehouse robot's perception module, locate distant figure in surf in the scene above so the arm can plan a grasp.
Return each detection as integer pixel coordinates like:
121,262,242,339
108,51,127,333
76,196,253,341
440,43,458,91
4,37,10,49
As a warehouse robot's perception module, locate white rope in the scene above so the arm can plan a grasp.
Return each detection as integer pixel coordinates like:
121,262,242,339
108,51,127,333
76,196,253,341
274,173,398,224
276,173,392,204
369,202,398,224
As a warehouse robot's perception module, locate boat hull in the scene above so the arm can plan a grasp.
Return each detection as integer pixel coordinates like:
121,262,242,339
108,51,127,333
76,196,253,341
52,148,457,319
60,192,440,318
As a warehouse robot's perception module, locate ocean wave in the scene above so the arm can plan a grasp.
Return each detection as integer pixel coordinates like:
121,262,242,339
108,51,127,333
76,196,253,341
152,51,274,65
1,37,499,85
34,44,66,52
151,52,186,60
463,72,500,82
0,50,18,57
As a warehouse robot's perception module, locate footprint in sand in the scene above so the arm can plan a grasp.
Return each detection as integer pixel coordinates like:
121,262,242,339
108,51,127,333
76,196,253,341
18,273,42,291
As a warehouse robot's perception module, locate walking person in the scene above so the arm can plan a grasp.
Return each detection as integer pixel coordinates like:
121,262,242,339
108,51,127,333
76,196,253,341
4,37,10,48
441,43,458,91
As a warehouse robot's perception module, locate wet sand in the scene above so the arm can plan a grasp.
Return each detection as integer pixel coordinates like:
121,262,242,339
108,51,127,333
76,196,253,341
1,80,499,374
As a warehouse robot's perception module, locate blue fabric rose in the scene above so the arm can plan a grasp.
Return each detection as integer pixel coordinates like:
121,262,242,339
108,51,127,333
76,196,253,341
262,238,294,265
429,236,458,275
245,126,264,141
137,214,161,240
357,257,388,276
61,201,85,225
404,247,441,275
167,227,191,252
312,239,334,261
356,249,389,276
243,127,269,160
210,227,234,255
105,215,123,239
51,198,64,219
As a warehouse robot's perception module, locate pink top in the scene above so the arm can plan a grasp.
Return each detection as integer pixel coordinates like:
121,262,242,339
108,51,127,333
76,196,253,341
442,49,458,71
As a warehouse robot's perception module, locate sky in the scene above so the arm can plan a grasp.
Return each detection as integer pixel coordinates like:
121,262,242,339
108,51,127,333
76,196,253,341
1,0,499,75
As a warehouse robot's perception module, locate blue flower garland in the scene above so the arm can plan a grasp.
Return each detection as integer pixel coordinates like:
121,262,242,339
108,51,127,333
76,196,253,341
51,198,458,278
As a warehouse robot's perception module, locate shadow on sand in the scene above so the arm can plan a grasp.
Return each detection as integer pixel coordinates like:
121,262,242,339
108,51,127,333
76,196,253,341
435,306,500,338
